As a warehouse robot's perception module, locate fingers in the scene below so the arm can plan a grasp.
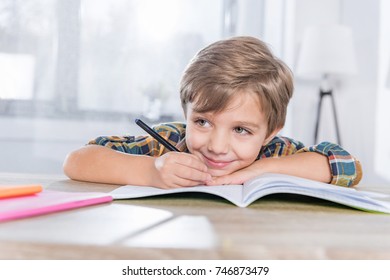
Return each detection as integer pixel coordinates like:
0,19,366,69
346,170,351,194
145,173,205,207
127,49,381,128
206,172,248,186
176,164,211,182
167,176,209,189
173,153,209,172
207,169,259,186
154,152,211,188
155,152,207,172
206,175,234,186
160,170,211,189
158,160,212,186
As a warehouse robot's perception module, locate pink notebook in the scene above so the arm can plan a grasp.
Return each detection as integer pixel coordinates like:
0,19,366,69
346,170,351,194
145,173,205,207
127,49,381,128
0,190,113,222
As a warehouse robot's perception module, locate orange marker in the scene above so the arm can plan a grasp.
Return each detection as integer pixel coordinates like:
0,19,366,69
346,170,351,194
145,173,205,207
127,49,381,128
0,185,43,199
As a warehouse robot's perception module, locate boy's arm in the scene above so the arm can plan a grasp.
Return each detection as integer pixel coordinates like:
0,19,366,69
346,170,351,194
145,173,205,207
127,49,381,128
63,122,211,188
256,151,333,183
63,145,156,186
63,145,211,188
297,142,363,187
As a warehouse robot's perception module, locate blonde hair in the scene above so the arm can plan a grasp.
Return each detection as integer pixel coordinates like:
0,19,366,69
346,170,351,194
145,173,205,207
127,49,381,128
180,36,294,137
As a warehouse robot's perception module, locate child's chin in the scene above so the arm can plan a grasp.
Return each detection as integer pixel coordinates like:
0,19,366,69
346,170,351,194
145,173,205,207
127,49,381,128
208,169,233,177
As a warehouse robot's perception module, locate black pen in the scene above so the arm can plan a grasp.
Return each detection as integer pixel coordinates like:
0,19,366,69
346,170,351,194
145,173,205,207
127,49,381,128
135,118,180,152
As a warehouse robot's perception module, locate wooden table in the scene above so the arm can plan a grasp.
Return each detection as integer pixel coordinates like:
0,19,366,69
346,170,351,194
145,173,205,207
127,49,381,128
1,172,390,260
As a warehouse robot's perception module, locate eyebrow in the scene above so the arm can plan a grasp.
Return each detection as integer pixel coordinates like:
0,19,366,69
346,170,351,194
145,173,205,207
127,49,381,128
233,121,261,130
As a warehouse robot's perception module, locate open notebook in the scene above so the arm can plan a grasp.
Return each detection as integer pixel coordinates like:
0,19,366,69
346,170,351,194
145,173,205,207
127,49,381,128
111,173,390,213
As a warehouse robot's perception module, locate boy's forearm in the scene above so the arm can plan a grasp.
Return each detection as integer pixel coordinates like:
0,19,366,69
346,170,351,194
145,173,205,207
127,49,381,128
258,152,332,183
63,145,157,185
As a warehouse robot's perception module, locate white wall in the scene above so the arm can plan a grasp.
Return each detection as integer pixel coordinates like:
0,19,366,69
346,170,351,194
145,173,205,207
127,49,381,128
375,0,390,181
341,0,385,184
291,0,389,185
288,0,341,146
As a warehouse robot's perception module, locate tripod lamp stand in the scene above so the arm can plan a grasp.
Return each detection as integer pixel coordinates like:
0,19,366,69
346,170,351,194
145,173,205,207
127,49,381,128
296,25,358,146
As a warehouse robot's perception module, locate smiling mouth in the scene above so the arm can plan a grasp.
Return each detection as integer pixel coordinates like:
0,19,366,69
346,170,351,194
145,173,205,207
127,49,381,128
202,155,234,169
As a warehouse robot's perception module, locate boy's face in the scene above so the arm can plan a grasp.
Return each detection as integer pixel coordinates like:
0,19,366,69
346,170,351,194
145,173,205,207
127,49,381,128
185,92,278,178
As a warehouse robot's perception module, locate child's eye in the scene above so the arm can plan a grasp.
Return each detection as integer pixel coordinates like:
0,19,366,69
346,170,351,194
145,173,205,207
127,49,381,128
195,119,210,127
234,127,250,135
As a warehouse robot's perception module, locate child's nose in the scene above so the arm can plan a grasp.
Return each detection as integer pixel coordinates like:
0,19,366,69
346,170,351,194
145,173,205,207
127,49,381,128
207,130,229,154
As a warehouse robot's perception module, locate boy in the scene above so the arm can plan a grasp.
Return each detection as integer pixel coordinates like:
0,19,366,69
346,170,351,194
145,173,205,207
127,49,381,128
63,36,362,189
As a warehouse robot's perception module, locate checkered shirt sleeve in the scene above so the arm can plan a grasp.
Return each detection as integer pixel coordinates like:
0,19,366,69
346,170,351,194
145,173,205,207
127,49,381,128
87,122,186,156
260,136,362,187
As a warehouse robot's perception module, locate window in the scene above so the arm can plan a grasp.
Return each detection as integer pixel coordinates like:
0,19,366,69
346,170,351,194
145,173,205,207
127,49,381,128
0,0,267,119
0,0,267,174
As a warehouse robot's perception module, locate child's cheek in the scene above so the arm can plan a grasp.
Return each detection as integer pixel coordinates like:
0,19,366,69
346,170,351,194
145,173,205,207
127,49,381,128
185,130,205,153
234,142,261,164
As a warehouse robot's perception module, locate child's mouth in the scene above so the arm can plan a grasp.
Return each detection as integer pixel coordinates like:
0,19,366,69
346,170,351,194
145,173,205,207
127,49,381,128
203,155,234,169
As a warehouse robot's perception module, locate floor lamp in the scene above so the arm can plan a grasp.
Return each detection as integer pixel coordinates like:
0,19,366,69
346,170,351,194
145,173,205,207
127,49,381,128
296,25,358,146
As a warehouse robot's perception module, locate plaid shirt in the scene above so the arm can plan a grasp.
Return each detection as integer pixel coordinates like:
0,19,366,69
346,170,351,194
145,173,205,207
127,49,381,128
88,122,362,187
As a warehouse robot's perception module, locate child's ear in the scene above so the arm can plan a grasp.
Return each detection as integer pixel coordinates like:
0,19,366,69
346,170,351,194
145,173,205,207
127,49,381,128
263,128,282,145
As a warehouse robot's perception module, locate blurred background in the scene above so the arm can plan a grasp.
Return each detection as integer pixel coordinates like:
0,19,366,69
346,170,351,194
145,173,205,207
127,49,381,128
0,0,389,186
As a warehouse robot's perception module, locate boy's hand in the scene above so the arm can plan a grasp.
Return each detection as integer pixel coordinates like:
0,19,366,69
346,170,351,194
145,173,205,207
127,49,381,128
206,161,267,186
206,167,260,186
152,152,212,189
